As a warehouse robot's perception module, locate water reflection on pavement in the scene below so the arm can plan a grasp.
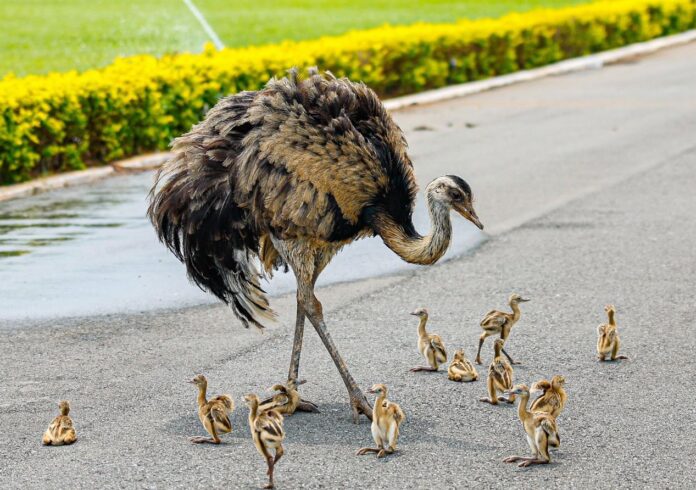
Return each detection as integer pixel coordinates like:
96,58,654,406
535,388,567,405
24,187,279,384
0,172,484,322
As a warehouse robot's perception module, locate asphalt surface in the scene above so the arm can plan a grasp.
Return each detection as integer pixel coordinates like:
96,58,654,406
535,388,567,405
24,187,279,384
2,42,696,488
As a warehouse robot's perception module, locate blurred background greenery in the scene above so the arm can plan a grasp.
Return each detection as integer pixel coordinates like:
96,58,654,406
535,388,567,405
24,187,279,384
0,0,587,76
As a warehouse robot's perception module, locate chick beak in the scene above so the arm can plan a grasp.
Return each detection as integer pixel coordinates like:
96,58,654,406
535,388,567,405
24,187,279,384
368,388,376,394
410,311,419,316
519,298,530,303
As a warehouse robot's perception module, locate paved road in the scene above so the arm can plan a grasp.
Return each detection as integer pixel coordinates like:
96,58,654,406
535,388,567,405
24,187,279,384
2,42,696,488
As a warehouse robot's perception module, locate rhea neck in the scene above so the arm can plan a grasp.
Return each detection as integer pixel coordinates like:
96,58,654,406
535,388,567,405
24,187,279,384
416,314,428,337
607,309,616,326
247,398,259,421
196,381,208,407
375,189,452,266
509,300,522,320
517,392,531,423
373,390,387,418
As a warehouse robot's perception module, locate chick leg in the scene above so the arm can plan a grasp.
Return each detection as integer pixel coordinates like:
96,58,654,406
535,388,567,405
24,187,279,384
479,375,498,405
299,284,372,423
190,420,220,444
356,447,380,456
610,338,628,361
501,347,520,365
410,366,438,372
475,333,489,364
264,455,275,489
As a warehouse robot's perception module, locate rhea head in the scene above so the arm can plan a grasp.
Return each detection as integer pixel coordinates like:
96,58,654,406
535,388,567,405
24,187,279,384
426,175,483,230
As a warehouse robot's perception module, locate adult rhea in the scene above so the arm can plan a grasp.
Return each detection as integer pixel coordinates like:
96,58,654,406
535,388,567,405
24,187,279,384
148,70,483,421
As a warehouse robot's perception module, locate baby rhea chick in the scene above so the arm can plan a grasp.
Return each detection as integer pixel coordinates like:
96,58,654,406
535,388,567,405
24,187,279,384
479,339,514,405
259,379,319,415
410,308,447,372
476,293,529,365
503,384,560,467
42,400,77,446
188,374,234,444
357,384,405,458
597,304,628,361
530,375,567,419
448,348,479,382
245,394,285,489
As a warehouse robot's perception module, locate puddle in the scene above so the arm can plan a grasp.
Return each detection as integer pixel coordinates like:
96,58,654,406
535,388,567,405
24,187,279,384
0,172,484,322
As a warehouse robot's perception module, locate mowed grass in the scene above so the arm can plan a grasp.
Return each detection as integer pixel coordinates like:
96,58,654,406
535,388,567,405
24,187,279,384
1,0,588,77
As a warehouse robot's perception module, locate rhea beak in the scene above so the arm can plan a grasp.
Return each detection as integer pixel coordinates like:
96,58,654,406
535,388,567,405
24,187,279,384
454,202,484,230
410,311,419,316
519,298,530,303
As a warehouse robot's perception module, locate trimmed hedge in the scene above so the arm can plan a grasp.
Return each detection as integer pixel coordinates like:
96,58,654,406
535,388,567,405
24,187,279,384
1,0,695,184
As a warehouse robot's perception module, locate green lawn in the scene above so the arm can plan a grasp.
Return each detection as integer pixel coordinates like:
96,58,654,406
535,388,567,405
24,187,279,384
1,0,588,77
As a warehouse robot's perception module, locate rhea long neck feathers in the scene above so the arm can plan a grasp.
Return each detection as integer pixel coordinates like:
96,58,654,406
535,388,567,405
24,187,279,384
197,382,208,407
417,316,428,338
374,192,452,266
517,392,531,423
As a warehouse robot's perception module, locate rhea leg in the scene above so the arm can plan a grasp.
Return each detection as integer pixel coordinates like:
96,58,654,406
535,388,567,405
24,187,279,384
475,332,490,364
190,419,220,444
299,285,372,422
288,303,305,382
264,455,275,489
479,375,499,405
610,338,628,361
501,346,520,365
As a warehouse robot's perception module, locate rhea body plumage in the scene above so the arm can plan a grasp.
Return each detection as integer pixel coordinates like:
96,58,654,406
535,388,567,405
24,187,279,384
503,384,560,467
245,394,286,489
148,70,482,421
530,375,567,419
189,374,234,444
356,384,405,458
597,304,628,361
259,379,319,415
410,308,447,372
476,294,529,365
42,401,77,446
480,339,515,405
448,348,478,382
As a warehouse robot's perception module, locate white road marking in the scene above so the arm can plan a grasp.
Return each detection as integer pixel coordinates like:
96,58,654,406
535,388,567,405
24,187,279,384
182,0,225,50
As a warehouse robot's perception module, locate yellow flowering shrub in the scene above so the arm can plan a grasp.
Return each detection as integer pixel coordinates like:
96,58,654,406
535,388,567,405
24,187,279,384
1,0,694,184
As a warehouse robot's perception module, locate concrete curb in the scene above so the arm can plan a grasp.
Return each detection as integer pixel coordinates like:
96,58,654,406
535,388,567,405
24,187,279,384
0,153,170,203
384,29,696,111
1,29,694,204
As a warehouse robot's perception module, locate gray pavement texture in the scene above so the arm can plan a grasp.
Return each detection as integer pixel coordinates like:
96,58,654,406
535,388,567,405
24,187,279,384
2,42,696,488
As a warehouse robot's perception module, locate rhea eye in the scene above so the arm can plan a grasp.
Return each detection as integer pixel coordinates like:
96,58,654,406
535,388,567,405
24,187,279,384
449,190,462,199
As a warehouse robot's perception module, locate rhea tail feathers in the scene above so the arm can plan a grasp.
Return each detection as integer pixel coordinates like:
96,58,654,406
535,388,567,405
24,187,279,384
147,97,275,329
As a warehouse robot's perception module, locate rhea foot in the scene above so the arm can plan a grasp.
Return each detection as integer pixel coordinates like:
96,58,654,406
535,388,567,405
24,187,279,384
350,391,373,423
356,447,379,456
503,455,523,463
296,398,320,413
518,459,548,467
410,366,438,372
189,436,219,444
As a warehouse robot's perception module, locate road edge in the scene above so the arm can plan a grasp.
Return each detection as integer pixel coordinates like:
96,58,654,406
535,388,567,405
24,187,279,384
1,29,694,204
